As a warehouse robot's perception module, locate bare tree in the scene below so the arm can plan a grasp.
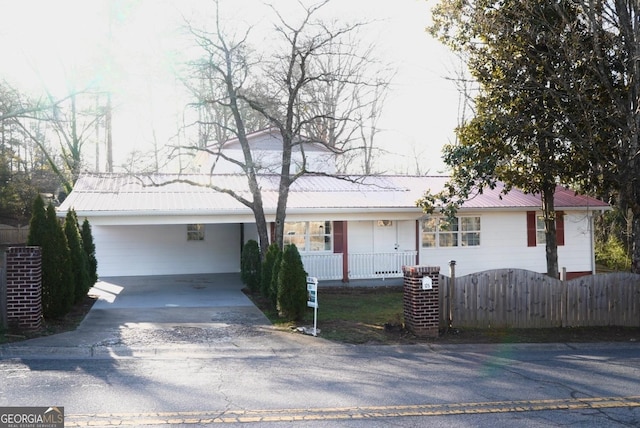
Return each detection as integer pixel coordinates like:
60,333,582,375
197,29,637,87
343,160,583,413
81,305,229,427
17,89,107,194
183,0,389,254
298,36,394,174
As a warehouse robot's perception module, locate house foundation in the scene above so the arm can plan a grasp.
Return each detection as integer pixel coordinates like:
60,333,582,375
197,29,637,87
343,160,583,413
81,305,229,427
402,265,440,338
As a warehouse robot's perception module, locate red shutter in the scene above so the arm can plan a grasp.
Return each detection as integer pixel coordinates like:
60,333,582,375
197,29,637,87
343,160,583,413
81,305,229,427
333,221,345,253
556,211,565,246
526,211,537,247
332,221,349,283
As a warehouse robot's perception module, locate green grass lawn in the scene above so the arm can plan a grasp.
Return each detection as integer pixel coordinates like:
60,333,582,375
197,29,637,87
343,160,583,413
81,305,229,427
250,286,405,344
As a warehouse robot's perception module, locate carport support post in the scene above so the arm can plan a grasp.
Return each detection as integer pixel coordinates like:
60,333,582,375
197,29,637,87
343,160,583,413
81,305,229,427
402,265,440,338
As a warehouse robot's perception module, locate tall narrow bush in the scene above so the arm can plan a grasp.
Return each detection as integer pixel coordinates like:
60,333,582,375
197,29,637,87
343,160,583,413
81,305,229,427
277,244,308,320
81,218,98,285
261,243,280,300
27,195,46,246
65,210,90,303
241,239,261,292
42,204,74,318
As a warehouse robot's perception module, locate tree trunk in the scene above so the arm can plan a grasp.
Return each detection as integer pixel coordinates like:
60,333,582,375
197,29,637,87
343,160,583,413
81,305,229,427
630,213,640,273
253,209,270,260
541,181,559,278
273,130,293,250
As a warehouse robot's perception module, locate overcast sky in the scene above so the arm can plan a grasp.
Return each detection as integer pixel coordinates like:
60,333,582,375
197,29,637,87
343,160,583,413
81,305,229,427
0,0,460,174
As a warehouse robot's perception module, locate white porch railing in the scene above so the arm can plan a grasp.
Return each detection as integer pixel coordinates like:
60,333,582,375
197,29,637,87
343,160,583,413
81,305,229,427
300,253,343,280
349,251,417,280
301,251,417,281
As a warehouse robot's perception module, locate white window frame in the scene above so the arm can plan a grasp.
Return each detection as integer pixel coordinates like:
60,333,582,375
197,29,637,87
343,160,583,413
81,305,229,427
422,216,481,248
536,215,547,245
284,221,333,252
187,224,205,241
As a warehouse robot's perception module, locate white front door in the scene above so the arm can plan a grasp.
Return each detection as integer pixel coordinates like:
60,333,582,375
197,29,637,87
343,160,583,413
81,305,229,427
373,220,398,274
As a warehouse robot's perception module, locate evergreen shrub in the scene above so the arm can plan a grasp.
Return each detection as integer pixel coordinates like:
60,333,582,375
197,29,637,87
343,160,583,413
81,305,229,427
65,210,91,303
41,204,74,318
241,239,261,292
277,244,308,320
261,243,280,300
81,218,98,285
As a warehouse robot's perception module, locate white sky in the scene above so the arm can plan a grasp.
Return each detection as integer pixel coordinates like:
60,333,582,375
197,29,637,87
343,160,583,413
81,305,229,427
0,0,460,174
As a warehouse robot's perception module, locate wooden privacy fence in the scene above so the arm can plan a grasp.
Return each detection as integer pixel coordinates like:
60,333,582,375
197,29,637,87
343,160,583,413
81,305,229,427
439,269,640,329
0,226,28,245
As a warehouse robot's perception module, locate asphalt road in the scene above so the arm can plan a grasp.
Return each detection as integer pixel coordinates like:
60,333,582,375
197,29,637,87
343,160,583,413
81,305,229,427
1,274,639,426
1,341,639,427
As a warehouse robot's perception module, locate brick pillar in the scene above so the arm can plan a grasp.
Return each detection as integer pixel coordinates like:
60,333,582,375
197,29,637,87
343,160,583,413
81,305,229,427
6,247,42,330
403,265,440,338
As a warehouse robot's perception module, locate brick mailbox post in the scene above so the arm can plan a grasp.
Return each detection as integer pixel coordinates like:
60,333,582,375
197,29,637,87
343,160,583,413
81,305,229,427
5,246,42,330
402,265,440,338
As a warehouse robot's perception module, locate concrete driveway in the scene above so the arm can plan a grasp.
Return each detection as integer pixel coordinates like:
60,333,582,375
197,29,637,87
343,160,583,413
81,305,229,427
91,273,253,310
2,273,319,356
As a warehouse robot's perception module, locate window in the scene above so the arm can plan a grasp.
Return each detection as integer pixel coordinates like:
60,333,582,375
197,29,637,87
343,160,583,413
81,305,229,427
526,211,565,247
536,215,547,245
422,216,481,248
461,216,481,246
187,224,205,241
284,221,332,252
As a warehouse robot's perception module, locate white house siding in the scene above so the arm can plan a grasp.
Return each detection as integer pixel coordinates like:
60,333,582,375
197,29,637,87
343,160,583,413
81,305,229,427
345,220,413,251
93,223,241,277
205,149,336,175
557,212,595,273
419,211,595,277
347,221,374,252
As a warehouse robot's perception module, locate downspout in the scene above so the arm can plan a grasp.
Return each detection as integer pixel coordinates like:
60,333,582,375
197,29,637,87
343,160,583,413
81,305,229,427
589,211,596,275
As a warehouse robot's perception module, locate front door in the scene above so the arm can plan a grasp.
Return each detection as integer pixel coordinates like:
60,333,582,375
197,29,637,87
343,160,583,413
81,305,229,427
373,220,398,275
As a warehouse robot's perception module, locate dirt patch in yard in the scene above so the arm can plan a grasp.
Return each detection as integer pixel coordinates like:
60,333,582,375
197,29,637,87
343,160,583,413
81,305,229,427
0,294,98,344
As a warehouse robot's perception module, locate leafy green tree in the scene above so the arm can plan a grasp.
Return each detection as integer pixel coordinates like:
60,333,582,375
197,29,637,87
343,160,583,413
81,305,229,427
64,210,90,303
240,239,261,292
42,204,74,318
277,244,308,320
81,218,98,285
596,235,631,272
0,149,38,226
261,243,281,301
425,0,617,277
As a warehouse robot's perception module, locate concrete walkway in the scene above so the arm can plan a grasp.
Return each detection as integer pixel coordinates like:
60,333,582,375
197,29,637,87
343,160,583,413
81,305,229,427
0,273,324,358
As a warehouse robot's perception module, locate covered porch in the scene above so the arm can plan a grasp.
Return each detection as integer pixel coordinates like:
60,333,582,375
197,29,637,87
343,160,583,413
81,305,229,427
301,250,418,282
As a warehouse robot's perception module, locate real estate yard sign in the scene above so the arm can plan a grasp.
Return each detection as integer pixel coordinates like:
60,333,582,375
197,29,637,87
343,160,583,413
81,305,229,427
307,277,318,336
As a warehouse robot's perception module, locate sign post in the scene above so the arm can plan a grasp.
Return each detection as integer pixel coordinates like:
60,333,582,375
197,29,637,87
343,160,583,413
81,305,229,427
306,276,318,336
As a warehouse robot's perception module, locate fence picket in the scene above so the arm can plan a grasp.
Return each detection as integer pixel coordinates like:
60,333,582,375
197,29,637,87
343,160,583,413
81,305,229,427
436,269,640,329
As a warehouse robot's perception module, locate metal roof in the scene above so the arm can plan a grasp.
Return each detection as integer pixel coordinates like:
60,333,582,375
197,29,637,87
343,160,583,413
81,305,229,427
59,173,609,217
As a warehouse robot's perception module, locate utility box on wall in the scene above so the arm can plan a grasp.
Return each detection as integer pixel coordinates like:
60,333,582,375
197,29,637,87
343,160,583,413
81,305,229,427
402,265,440,338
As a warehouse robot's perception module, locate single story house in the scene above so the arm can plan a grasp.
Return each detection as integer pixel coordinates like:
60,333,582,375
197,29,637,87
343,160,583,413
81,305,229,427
58,173,609,280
